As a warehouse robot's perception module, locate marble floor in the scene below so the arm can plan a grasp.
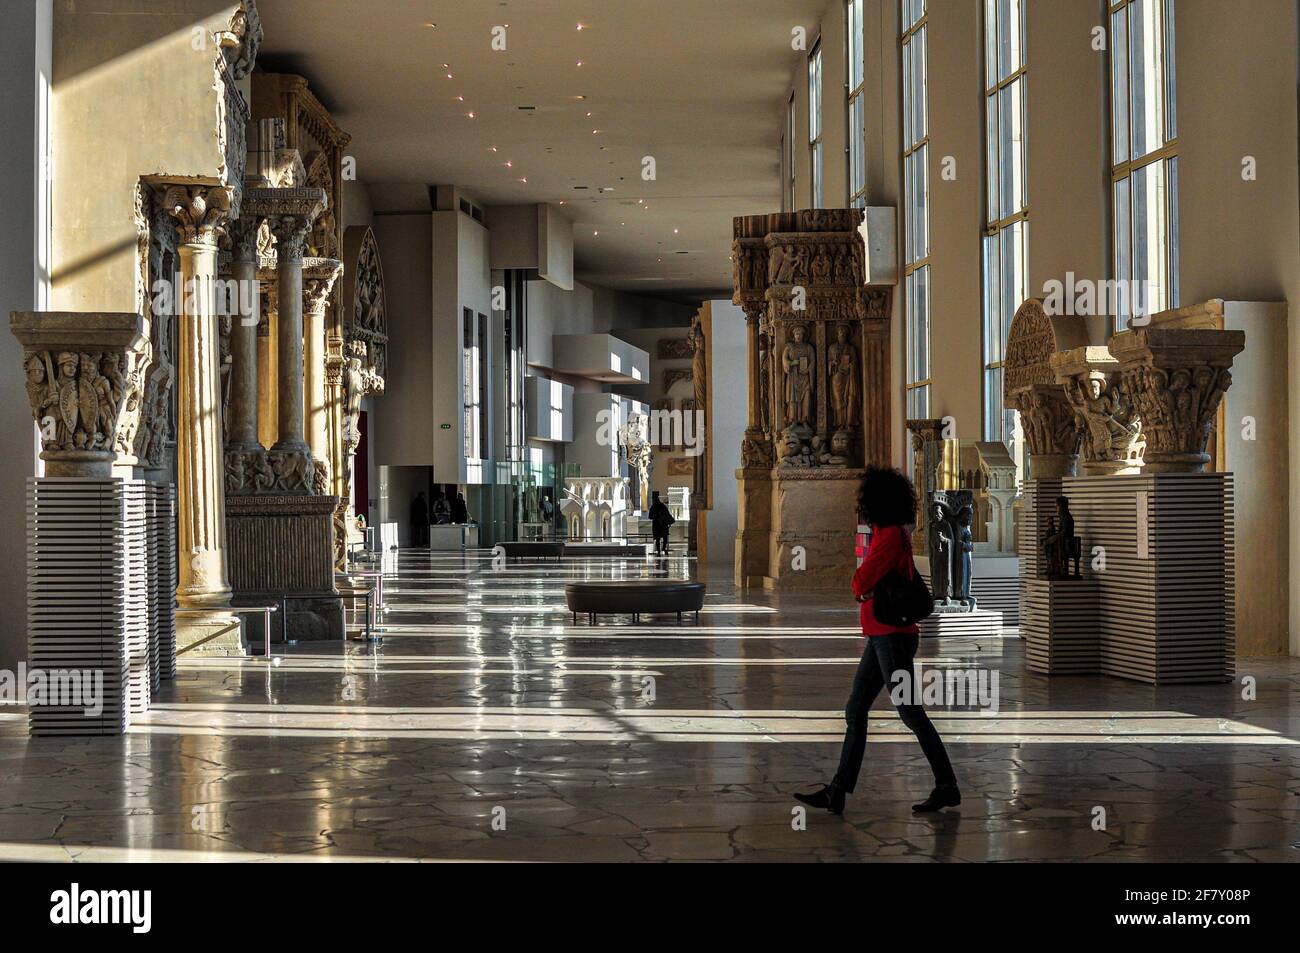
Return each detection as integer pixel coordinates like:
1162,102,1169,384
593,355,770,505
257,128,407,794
1,550,1297,862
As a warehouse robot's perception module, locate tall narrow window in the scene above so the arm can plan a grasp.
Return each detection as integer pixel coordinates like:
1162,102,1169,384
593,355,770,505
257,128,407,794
462,308,477,462
982,0,1027,472
787,93,797,211
1109,0,1177,330
808,40,824,207
901,0,929,418
847,0,866,208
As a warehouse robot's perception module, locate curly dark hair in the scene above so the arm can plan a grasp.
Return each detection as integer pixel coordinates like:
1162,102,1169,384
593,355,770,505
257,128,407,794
856,466,917,527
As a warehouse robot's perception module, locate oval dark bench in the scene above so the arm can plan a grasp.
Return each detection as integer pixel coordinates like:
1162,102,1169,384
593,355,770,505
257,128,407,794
564,580,705,624
497,541,565,562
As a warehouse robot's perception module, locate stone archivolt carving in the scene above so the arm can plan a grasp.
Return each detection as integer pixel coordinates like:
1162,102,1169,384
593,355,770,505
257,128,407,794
11,313,151,476
1002,298,1089,477
216,1,262,81
657,336,693,360
305,152,338,258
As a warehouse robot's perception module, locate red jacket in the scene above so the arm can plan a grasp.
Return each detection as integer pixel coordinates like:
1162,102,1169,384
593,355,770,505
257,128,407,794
852,523,920,636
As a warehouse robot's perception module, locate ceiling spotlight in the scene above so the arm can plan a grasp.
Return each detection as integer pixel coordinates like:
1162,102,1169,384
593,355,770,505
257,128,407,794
519,177,528,183
505,160,513,167
424,22,437,29
577,23,585,30
446,73,453,79
490,146,498,152
593,230,599,236
442,63,449,69
673,228,679,234
456,95,464,101
576,60,583,67
591,129,600,134
467,111,475,118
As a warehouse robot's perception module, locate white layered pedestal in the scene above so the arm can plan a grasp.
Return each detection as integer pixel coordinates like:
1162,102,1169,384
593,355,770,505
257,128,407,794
26,478,175,736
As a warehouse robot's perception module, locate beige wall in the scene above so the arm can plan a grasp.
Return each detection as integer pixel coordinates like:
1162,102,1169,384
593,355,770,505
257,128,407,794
50,0,238,311
1176,1,1299,655
922,0,982,433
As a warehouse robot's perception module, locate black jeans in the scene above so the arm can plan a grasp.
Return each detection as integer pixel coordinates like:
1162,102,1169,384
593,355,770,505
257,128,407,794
653,532,669,555
832,633,956,792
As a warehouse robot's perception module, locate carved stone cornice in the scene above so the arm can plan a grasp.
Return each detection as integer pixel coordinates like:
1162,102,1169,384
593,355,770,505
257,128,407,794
10,312,151,476
162,185,232,247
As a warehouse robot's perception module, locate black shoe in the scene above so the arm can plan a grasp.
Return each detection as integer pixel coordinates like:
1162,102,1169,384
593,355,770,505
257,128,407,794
793,783,846,815
912,784,961,813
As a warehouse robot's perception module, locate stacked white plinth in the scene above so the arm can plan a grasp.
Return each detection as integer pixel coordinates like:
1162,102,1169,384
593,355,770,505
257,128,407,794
26,477,172,735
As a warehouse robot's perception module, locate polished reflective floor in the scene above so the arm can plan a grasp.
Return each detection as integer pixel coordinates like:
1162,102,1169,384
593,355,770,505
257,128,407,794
1,550,1297,862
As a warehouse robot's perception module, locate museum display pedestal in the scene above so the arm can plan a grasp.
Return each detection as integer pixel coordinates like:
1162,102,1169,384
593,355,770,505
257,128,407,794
430,523,478,550
1023,577,1101,674
917,553,1020,626
759,468,863,590
919,607,1006,639
226,494,344,641
1019,474,1235,684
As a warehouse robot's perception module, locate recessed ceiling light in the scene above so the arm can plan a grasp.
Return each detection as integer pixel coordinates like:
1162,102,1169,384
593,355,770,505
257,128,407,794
424,22,437,29
591,129,600,134
576,60,583,67
442,63,449,69
490,146,497,152
446,73,453,79
505,160,512,167
576,23,585,30
467,111,475,118
673,228,679,234
519,177,527,183
456,95,464,101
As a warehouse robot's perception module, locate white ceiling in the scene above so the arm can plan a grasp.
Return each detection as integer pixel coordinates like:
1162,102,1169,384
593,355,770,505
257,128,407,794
256,0,827,302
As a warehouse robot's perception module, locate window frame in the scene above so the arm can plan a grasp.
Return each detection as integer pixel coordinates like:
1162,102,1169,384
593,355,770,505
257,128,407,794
901,1,930,418
808,39,824,208
846,0,867,208
1107,0,1178,331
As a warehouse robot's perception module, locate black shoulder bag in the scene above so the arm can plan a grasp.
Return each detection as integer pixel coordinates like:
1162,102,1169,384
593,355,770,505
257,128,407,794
871,557,934,627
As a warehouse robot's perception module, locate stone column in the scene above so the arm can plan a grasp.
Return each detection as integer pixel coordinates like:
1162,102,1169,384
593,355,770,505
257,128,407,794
164,186,237,622
225,216,262,451
303,258,342,474
272,216,310,453
256,263,279,449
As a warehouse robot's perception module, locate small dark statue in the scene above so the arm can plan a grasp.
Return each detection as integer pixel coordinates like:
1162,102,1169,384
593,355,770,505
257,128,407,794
1042,495,1082,579
927,490,977,611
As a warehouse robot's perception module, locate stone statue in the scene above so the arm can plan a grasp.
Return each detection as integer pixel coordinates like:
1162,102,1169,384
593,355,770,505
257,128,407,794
816,428,853,467
928,500,952,605
827,322,859,429
782,324,814,427
953,504,976,609
1042,495,1080,579
776,427,812,468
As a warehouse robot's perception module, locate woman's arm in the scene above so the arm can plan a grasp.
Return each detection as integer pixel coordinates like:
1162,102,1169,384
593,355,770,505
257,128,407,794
852,526,900,599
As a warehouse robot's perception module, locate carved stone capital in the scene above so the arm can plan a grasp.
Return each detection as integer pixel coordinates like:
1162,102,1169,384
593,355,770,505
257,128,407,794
162,185,232,247
216,1,262,81
1051,346,1142,475
244,187,327,264
1108,306,1244,473
227,215,262,263
303,258,343,315
10,312,151,476
1010,383,1080,478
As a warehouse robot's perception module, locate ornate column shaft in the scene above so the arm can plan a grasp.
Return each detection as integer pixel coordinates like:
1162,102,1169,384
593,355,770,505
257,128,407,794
165,185,234,611
226,216,262,451
272,215,309,452
303,258,342,475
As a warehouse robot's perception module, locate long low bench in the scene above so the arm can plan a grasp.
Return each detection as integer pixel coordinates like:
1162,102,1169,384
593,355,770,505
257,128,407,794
497,541,565,562
564,580,706,624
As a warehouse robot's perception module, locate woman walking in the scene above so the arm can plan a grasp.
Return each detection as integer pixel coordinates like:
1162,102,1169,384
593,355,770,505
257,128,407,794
795,466,960,815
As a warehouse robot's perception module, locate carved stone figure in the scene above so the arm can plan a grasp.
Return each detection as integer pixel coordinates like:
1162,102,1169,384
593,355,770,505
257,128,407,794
776,428,812,468
827,322,860,429
782,324,814,427
1042,496,1080,580
928,500,952,605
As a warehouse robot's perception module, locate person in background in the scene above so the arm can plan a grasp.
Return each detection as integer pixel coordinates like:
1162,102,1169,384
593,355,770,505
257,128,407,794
793,465,959,816
409,491,429,547
648,490,674,555
450,492,469,525
431,493,451,525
